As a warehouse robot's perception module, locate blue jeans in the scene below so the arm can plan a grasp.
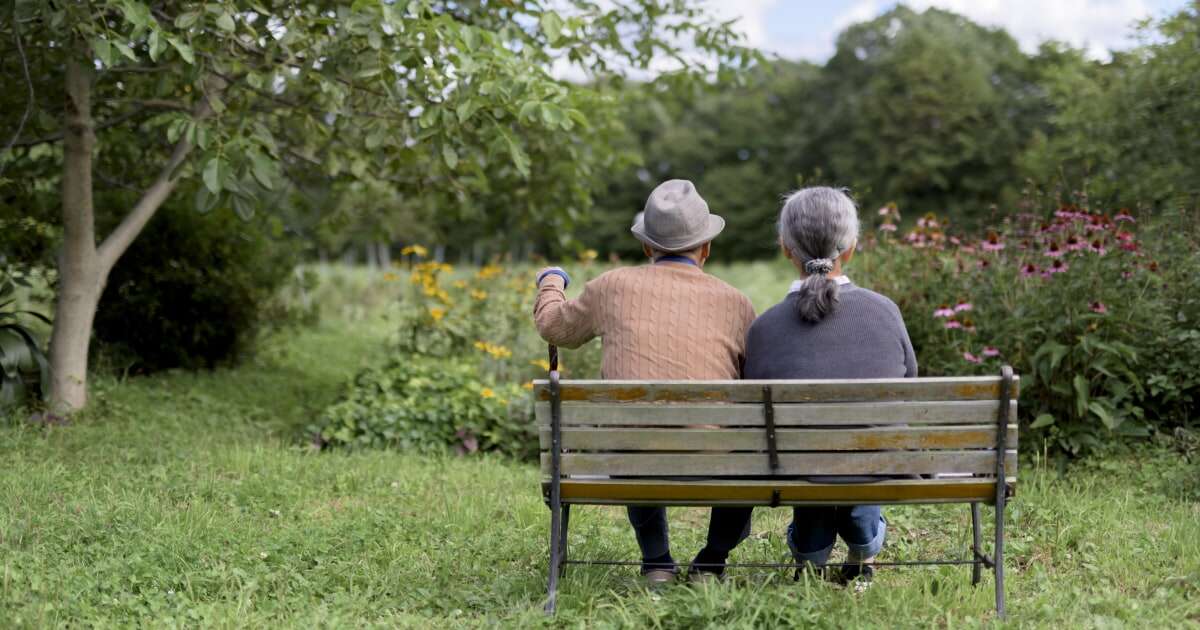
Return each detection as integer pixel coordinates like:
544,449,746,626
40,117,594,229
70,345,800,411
787,505,886,565
627,506,752,574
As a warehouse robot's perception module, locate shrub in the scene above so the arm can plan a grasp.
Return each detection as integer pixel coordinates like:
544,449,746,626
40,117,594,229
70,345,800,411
93,204,300,372
311,355,534,459
0,273,50,409
861,203,1200,455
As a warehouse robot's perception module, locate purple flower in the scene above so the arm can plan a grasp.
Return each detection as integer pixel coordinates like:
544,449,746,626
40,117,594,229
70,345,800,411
1089,239,1107,255
1047,259,1069,274
1065,235,1086,251
1114,210,1135,223
963,351,982,364
944,320,963,330
981,232,1005,252
954,302,974,312
1020,263,1039,277
934,306,956,318
1090,301,1108,314
1043,241,1064,258
982,346,1001,357
879,222,898,232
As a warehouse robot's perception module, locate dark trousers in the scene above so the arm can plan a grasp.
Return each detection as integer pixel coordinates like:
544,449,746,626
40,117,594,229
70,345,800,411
627,505,753,574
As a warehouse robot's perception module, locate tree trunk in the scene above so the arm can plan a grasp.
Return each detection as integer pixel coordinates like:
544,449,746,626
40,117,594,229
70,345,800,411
48,57,99,412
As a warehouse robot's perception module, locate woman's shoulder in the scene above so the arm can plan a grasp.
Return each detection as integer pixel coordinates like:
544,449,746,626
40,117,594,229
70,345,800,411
844,285,902,312
747,298,797,335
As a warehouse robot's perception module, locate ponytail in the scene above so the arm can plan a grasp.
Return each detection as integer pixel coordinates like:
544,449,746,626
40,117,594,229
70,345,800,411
778,188,859,323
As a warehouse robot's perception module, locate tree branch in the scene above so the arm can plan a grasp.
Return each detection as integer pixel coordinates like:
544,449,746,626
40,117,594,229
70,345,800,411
0,8,35,178
9,107,149,149
96,77,227,275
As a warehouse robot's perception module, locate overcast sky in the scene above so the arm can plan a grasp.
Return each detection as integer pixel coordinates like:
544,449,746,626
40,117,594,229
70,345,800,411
703,0,1189,61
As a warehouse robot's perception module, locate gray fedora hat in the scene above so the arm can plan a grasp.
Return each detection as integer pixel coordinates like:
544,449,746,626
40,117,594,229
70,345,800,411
631,179,725,252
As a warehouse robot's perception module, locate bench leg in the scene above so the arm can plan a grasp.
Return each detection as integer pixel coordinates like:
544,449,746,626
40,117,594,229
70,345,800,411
970,502,983,586
559,504,571,577
994,496,1006,618
545,499,563,614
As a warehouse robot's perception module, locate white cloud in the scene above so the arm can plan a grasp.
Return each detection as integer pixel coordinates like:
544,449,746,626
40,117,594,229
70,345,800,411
903,0,1152,58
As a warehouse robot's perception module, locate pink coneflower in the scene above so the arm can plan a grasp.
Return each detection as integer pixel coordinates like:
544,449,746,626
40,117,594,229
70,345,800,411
1089,239,1107,255
1065,235,1085,251
977,258,991,270
944,320,963,330
1020,263,1039,277
934,305,956,318
961,318,977,333
1086,214,1110,232
1147,261,1159,273
1115,231,1134,242
982,232,1005,252
878,206,892,216
954,302,974,313
1114,210,1135,223
1090,301,1108,314
879,222,898,232
949,236,962,245
1119,241,1139,253
1121,271,1134,279
1047,259,1069,274
982,346,1001,357
963,351,982,364
916,217,929,228
1054,208,1076,220
1043,241,1064,258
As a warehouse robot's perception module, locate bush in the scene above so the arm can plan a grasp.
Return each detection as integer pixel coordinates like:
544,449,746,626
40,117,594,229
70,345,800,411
311,355,534,459
861,203,1200,455
93,204,300,372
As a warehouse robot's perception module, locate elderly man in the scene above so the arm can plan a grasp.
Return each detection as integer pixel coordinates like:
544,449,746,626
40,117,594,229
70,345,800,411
532,179,756,585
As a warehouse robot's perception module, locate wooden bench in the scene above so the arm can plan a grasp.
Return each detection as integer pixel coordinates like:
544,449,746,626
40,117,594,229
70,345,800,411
534,351,1018,616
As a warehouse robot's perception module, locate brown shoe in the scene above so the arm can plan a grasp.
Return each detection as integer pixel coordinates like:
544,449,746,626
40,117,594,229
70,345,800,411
642,569,677,588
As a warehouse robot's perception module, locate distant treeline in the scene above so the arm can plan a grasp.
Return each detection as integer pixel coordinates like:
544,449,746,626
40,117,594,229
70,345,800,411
581,5,1200,261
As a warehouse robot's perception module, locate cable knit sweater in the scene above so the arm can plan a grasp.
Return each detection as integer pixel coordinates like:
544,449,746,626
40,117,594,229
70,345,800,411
533,261,756,379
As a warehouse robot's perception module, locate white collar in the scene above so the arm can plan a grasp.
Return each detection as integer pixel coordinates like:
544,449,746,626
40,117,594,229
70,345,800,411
788,275,852,295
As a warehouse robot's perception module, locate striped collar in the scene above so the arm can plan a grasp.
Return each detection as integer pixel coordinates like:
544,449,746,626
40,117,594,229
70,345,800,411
788,275,852,295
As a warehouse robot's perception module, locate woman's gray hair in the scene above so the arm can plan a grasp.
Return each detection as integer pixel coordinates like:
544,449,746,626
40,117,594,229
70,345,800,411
778,187,860,323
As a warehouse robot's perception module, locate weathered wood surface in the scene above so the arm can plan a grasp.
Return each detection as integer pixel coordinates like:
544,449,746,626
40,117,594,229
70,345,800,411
533,376,1020,404
545,478,1017,505
538,425,1019,451
539,450,1018,477
535,400,1018,426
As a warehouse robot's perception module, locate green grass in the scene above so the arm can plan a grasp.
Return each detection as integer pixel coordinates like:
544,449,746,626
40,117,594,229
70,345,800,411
3,271,1199,628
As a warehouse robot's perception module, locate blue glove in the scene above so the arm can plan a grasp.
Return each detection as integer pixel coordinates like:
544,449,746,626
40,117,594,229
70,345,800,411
536,267,571,288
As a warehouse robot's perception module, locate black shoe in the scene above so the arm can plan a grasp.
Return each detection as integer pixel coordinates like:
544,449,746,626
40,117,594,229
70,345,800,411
835,562,875,588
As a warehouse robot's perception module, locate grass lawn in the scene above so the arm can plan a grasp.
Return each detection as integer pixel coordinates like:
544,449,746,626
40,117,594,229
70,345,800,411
3,273,1199,628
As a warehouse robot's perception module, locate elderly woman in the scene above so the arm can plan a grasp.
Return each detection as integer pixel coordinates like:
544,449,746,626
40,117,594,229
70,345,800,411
747,186,917,586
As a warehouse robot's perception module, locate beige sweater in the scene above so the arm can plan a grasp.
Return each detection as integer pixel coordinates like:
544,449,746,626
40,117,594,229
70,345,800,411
533,261,756,379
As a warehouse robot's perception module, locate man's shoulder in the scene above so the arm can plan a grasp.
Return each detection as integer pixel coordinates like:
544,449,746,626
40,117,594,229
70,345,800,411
699,272,754,306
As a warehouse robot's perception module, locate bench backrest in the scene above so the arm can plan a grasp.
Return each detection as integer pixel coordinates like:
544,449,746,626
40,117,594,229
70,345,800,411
535,374,1018,481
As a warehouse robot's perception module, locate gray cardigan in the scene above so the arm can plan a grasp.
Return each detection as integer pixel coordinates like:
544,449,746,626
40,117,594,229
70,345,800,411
744,280,917,380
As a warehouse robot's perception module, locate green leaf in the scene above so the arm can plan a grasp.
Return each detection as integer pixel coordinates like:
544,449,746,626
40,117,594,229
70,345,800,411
202,157,224,194
216,12,236,32
92,38,114,66
167,36,194,64
194,186,218,214
232,195,255,221
250,153,275,190
539,11,564,45
148,30,161,62
1088,401,1118,429
113,41,138,62
1072,374,1090,418
175,11,200,29
1030,414,1055,429
441,144,459,170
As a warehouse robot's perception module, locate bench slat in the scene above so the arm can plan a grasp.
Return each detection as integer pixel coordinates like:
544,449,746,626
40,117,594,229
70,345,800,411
538,425,1019,452
540,450,1017,477
545,478,1017,505
534,377,1019,403
535,400,1017,426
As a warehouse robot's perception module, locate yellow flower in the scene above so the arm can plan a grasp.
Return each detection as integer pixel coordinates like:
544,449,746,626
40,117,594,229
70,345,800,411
580,248,598,262
401,244,429,257
382,272,398,282
470,289,488,301
523,381,534,390
477,264,503,280
429,307,445,322
531,359,551,371
480,387,495,399
474,340,487,351
452,280,468,289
